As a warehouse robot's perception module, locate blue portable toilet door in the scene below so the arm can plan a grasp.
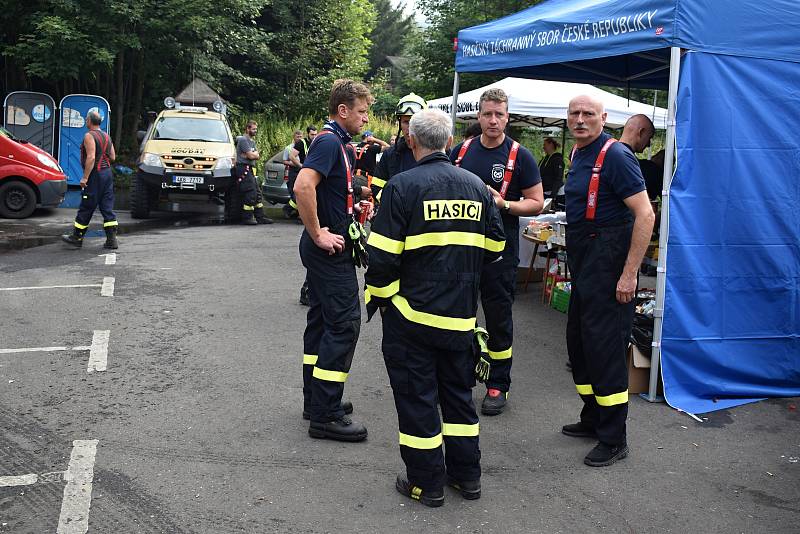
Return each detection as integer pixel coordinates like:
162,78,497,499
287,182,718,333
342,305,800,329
58,94,111,185
3,91,57,155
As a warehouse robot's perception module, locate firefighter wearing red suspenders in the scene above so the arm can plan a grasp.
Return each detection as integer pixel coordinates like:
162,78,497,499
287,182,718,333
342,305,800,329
62,111,119,249
450,88,543,416
562,95,654,467
293,80,373,443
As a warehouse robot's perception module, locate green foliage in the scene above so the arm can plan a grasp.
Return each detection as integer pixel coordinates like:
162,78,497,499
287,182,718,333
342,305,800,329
367,0,416,72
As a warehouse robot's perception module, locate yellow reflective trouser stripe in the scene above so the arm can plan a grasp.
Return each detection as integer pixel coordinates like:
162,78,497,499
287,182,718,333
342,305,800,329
595,390,629,406
74,221,89,230
575,384,594,395
103,220,118,227
368,232,404,254
243,205,254,211
288,199,297,209
371,176,386,188
488,347,512,360
364,289,372,304
442,423,479,437
255,202,264,208
404,231,504,253
303,354,318,365
391,294,476,332
366,280,399,299
399,432,443,449
312,367,348,382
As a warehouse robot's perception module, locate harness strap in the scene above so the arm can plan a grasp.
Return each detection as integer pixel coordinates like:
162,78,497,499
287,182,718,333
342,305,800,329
455,137,519,200
312,129,355,216
585,138,617,221
89,130,110,172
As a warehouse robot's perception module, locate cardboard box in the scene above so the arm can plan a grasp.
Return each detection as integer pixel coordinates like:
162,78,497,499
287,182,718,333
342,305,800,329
627,344,662,395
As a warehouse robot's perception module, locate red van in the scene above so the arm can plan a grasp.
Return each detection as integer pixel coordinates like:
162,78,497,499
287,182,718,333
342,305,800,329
0,126,67,218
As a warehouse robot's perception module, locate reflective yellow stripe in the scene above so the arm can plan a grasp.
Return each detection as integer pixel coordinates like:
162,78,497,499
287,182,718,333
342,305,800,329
376,189,383,202
371,176,386,188
488,347,512,360
484,237,505,253
303,354,318,365
255,203,264,208
74,221,89,230
575,384,594,395
102,220,118,227
399,432,442,449
595,390,629,406
405,231,504,253
243,205,254,211
366,280,399,299
312,367,348,382
288,199,297,209
391,294,476,332
364,289,372,304
442,422,479,437
368,232,404,254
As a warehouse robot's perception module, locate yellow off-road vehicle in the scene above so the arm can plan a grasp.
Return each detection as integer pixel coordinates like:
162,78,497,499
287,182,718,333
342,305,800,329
133,99,236,219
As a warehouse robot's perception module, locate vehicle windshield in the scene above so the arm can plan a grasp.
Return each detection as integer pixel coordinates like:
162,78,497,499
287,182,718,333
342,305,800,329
153,117,230,143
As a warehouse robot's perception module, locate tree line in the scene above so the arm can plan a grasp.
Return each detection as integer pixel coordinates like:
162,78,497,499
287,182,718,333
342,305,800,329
1,0,661,158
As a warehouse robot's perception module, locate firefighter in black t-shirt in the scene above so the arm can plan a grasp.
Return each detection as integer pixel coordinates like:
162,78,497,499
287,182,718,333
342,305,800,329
450,88,544,416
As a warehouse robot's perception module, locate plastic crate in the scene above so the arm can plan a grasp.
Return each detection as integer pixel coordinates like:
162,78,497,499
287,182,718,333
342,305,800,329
551,287,571,313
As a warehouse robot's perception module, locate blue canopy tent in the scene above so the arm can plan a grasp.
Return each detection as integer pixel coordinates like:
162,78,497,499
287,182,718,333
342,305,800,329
454,0,800,414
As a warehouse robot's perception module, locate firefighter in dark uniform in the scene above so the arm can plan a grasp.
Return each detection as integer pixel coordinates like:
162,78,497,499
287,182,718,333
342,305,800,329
370,93,427,203
354,130,388,191
365,109,505,507
562,95,655,467
450,88,544,416
293,79,373,442
235,120,272,225
61,110,119,249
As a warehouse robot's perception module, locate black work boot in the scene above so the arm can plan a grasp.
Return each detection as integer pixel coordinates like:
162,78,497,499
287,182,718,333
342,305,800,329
254,207,273,224
303,401,352,421
447,476,481,500
308,415,367,442
481,388,507,415
103,226,119,249
241,212,257,225
61,226,86,248
395,475,444,508
561,421,597,439
584,441,629,467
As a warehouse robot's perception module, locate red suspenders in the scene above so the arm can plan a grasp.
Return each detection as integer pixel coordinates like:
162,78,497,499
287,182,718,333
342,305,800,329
454,137,520,200
89,130,110,171
569,138,617,221
311,129,355,216
585,138,617,221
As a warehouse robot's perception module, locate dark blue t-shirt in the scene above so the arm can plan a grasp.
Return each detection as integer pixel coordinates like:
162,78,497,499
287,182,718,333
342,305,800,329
450,135,541,266
302,124,355,231
565,132,646,225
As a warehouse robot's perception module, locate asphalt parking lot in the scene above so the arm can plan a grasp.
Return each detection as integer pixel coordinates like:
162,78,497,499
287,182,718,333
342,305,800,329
0,208,798,533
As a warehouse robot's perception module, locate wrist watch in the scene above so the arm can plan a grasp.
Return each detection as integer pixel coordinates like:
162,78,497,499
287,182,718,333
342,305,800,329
503,200,511,212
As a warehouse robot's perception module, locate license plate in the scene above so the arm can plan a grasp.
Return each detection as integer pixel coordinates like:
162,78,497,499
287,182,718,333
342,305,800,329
172,175,204,184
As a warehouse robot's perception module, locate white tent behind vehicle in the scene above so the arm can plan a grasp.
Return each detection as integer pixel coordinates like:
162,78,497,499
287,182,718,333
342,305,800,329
427,77,667,129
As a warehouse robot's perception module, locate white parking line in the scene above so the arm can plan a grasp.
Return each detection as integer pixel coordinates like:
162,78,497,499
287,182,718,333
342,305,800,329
0,277,115,297
87,330,109,373
100,277,115,297
57,440,98,534
100,253,116,265
0,473,38,486
0,330,110,373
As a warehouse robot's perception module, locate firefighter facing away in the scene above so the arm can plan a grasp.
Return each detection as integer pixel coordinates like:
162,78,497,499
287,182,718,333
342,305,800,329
61,110,119,249
365,109,506,507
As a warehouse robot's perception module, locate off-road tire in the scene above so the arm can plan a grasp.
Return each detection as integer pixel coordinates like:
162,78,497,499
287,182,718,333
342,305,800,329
130,172,152,219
